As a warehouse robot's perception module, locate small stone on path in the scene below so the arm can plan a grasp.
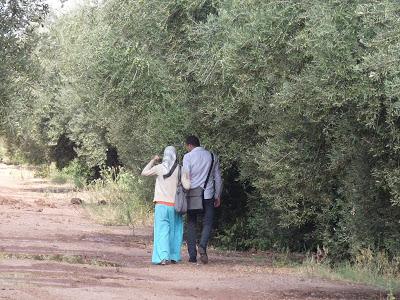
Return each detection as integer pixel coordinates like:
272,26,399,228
71,198,83,205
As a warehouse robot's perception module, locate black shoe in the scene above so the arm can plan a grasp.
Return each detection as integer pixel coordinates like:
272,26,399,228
171,260,177,264
188,257,197,263
198,246,208,264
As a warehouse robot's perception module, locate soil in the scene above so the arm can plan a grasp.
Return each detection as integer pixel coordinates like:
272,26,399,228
0,163,392,299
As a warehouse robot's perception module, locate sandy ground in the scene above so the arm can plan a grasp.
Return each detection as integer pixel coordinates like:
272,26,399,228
0,163,392,299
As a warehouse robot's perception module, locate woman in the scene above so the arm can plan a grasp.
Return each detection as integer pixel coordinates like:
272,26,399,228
141,146,190,265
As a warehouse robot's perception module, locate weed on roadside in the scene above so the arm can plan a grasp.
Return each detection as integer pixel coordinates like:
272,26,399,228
34,160,88,188
300,249,400,294
84,167,153,228
0,252,121,267
0,137,6,162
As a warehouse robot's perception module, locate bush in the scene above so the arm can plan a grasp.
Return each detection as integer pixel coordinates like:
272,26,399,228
84,167,153,227
61,159,91,188
303,249,400,291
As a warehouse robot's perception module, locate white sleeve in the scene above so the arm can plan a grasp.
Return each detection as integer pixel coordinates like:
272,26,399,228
182,153,191,174
181,168,191,190
141,160,165,176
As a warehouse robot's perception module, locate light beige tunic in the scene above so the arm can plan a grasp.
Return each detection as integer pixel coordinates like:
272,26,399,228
141,159,190,203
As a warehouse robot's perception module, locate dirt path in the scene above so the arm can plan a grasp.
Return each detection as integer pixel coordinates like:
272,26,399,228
0,163,389,299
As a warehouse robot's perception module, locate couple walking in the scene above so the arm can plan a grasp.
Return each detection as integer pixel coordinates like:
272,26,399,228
141,135,222,265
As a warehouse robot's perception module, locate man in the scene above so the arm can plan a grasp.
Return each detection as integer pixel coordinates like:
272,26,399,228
183,135,222,264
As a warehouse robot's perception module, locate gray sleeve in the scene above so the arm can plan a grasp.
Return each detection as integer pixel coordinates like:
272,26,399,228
213,155,222,198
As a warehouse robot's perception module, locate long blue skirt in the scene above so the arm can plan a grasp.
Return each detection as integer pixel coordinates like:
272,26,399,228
152,204,183,264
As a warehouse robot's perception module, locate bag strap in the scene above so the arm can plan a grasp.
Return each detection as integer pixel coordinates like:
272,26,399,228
163,160,178,179
177,165,182,186
203,152,214,190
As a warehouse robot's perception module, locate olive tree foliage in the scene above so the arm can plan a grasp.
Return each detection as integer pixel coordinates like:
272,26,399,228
0,0,47,140
6,0,216,180
180,0,400,256
242,0,400,255
6,0,400,259
275,0,400,257
0,0,47,83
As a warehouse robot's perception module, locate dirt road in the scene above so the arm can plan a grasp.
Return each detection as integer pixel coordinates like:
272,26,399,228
0,163,389,299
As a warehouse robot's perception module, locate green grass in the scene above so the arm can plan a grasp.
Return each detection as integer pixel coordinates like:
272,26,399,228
271,251,303,268
34,163,71,184
33,163,153,228
34,160,88,187
300,260,400,294
0,252,121,267
0,136,6,162
84,167,153,228
50,174,69,184
0,139,30,165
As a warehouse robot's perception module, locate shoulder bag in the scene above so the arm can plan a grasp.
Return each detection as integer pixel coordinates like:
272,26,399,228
175,165,187,214
187,152,214,211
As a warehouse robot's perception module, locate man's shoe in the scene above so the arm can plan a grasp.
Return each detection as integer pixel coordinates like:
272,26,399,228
198,246,208,264
188,257,197,263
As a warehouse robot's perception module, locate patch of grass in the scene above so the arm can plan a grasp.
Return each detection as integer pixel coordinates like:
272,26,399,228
60,159,90,188
0,136,6,162
34,163,69,184
300,255,400,294
34,160,87,187
271,249,303,268
0,142,30,166
84,167,153,228
0,252,121,267
50,173,70,184
34,164,51,178
32,163,153,228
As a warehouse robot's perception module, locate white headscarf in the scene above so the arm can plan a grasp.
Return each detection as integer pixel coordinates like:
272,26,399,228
161,146,177,175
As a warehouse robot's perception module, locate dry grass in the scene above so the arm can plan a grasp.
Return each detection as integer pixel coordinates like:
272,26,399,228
83,167,153,228
0,252,121,267
299,255,400,294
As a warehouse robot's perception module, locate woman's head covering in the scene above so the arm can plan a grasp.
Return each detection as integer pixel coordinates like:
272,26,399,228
161,146,177,175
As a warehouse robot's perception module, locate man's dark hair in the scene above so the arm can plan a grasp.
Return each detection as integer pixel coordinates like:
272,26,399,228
185,135,200,147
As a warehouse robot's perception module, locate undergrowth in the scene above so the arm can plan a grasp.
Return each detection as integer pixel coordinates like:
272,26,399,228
34,159,89,188
0,252,120,267
33,161,153,228
84,167,153,228
0,137,6,162
301,248,400,295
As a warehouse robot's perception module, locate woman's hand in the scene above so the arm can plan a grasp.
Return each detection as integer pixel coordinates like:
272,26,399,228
153,155,161,162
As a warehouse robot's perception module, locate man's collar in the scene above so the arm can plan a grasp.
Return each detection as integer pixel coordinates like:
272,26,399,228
191,146,203,152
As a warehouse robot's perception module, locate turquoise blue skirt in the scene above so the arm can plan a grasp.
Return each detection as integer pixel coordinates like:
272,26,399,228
152,204,183,264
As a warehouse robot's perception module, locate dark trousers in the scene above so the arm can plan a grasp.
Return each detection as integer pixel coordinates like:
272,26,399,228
187,198,215,260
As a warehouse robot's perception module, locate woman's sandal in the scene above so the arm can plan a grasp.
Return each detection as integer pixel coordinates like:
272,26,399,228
160,259,170,265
